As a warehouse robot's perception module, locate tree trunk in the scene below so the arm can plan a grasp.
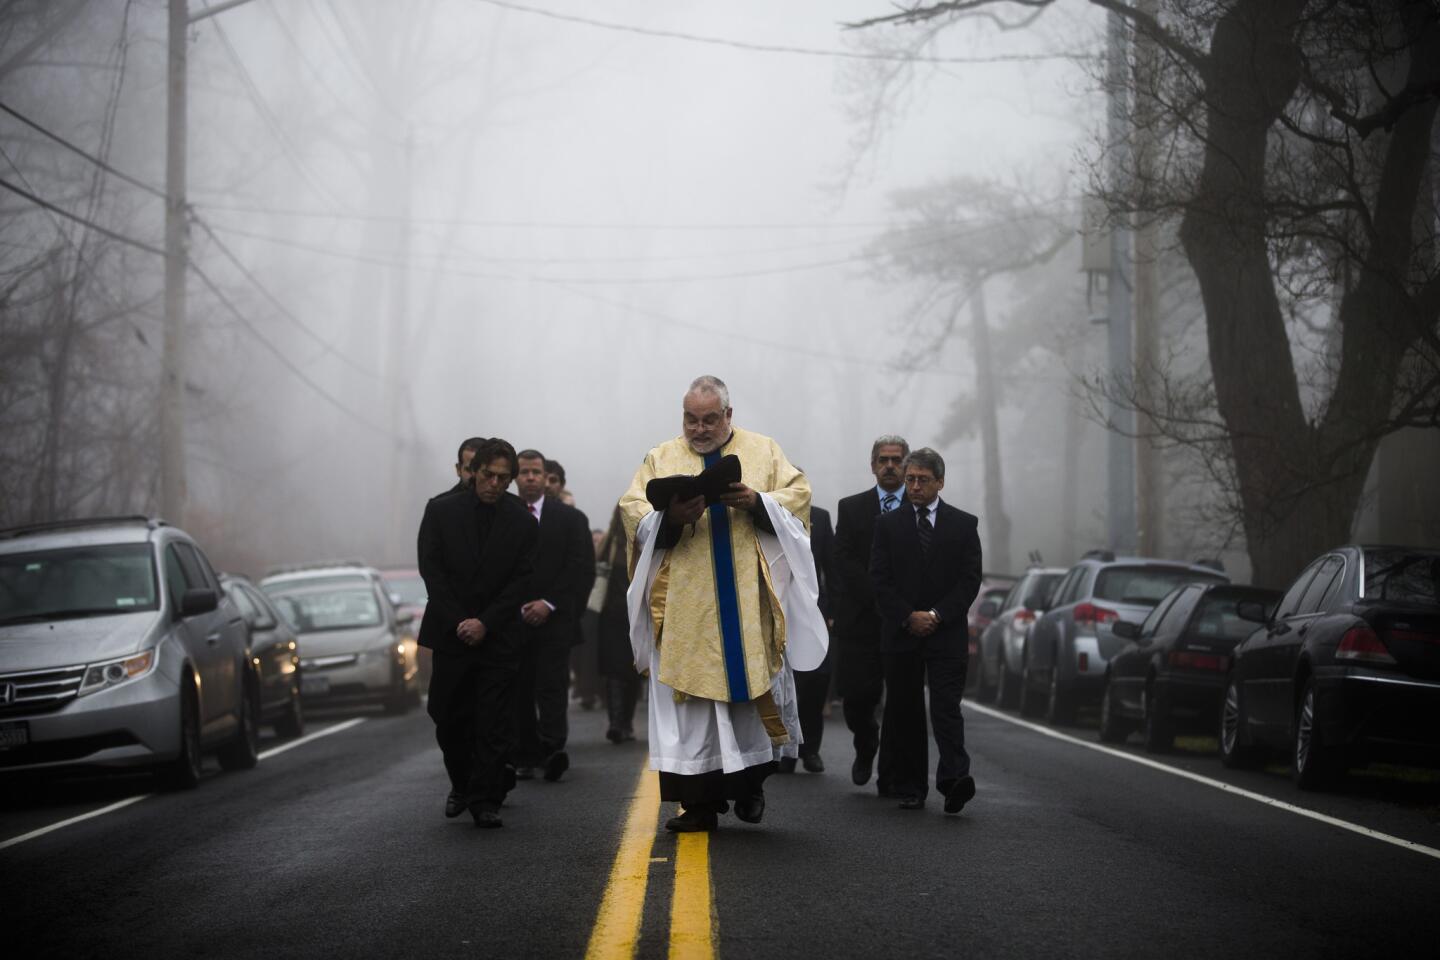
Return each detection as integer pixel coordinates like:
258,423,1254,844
970,281,1011,572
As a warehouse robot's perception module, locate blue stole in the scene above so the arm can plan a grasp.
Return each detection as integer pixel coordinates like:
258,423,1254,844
704,448,750,702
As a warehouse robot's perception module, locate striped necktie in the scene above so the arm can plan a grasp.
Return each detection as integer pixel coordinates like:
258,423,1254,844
916,504,933,555
881,493,898,513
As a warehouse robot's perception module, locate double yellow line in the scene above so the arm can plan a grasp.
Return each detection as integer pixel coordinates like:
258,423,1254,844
585,763,715,960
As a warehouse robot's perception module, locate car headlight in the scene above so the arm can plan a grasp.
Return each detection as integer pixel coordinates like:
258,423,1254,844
79,650,156,696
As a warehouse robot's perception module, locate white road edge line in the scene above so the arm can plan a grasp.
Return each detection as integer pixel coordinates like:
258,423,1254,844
257,716,367,761
0,717,368,852
967,701,1440,862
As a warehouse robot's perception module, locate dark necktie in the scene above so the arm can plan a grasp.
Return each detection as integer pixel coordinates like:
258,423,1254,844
882,493,898,512
916,504,933,555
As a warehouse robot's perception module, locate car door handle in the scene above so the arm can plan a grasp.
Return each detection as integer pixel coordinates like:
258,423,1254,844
1297,622,1310,636
206,633,222,645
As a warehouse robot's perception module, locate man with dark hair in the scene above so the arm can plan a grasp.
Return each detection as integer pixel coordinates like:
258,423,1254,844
446,436,487,495
417,437,537,828
868,447,982,815
511,449,596,782
833,434,909,792
543,460,567,499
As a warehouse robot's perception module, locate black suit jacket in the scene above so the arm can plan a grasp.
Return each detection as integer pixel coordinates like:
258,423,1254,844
869,498,983,655
525,498,597,645
416,488,538,657
833,488,889,642
810,505,836,622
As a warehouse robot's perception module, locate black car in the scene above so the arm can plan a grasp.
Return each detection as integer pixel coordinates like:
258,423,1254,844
221,574,304,739
1218,545,1440,789
1100,583,1280,751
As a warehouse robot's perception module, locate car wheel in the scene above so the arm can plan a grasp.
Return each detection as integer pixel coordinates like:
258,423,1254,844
1293,678,1343,790
1019,666,1044,717
218,681,260,771
1045,664,1075,726
1098,678,1131,744
997,660,1019,710
1219,676,1263,769
275,686,304,739
161,679,203,790
384,679,413,714
976,652,997,702
1141,681,1174,753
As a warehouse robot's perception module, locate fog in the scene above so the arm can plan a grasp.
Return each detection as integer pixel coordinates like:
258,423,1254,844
1,1,1243,578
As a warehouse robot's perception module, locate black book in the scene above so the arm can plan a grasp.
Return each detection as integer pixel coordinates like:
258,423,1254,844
645,454,742,511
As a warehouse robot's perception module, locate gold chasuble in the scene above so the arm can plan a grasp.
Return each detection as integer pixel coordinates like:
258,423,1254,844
620,428,810,704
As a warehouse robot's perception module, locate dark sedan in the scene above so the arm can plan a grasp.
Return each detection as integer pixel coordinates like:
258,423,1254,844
1219,545,1440,789
221,574,304,738
1100,583,1280,751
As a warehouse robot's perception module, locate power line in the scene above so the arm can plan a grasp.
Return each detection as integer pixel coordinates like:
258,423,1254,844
0,174,166,256
0,100,165,199
471,0,1090,65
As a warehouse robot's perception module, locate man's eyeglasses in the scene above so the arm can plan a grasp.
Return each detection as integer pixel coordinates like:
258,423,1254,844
904,474,938,485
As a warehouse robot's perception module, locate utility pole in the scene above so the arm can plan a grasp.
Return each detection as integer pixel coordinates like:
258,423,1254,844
384,127,414,562
161,0,188,526
969,279,1011,572
1134,0,1163,558
1105,9,1136,555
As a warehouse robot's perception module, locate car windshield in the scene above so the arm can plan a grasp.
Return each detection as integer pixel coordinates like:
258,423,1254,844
1190,593,1276,641
261,573,369,595
270,587,382,632
0,543,158,625
1026,573,1064,608
384,575,426,605
1364,548,1440,604
1094,566,1226,606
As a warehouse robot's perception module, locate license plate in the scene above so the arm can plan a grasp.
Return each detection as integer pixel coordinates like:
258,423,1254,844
0,721,29,750
301,675,330,696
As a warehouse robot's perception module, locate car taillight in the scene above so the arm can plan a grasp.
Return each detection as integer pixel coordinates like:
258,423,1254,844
1074,602,1118,628
1336,625,1396,664
1168,650,1228,672
1014,609,1036,625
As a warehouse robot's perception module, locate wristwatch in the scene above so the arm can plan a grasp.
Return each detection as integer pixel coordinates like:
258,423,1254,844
928,608,941,622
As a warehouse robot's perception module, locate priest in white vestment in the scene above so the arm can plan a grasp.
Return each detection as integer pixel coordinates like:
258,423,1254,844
621,375,827,832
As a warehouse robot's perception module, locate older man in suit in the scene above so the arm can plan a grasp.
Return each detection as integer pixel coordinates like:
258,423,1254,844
869,447,982,814
417,438,538,828
833,435,909,791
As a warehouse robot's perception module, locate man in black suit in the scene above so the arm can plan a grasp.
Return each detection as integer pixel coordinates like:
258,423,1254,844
832,434,909,791
511,449,596,783
417,438,538,828
784,502,835,773
869,447,982,814
443,436,486,496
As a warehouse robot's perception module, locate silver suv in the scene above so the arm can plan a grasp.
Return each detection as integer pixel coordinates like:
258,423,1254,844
0,516,259,787
259,563,420,713
976,565,1067,708
1021,551,1228,724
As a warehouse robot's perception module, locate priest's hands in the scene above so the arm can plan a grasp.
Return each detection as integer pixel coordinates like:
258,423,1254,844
666,494,706,526
457,618,487,645
905,610,940,637
719,482,758,512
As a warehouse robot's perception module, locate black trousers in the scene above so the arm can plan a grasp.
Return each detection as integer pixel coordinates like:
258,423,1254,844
513,630,572,765
794,666,831,758
427,649,519,806
838,620,893,790
604,673,640,735
880,648,970,801
659,762,776,809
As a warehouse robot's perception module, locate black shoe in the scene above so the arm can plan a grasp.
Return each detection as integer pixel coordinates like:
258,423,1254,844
471,803,503,828
944,775,976,814
801,753,825,774
445,790,467,818
664,806,717,832
543,750,569,782
606,728,623,744
851,743,876,786
515,766,535,781
898,795,924,810
734,794,765,824
777,756,797,774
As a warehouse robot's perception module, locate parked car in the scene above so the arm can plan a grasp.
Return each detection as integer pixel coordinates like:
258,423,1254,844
259,563,420,713
0,516,259,788
1219,545,1440,789
976,566,1067,707
965,574,1018,693
378,566,428,685
220,573,303,738
1100,582,1281,751
1022,551,1229,724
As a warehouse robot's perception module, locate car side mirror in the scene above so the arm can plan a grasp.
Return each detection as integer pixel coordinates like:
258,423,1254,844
1235,601,1268,624
1112,620,1141,640
180,587,218,617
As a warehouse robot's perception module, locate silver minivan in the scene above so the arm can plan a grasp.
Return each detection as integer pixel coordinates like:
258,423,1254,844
0,516,259,787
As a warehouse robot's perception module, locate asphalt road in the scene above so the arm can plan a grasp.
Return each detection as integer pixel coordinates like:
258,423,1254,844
4,694,1439,959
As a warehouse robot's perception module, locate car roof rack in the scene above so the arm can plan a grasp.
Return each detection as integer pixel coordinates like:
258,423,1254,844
1081,548,1116,562
0,515,167,541
262,558,372,578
